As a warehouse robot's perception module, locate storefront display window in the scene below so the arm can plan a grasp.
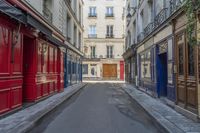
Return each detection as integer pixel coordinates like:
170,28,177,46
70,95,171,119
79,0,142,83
140,50,151,79
168,63,173,84
168,39,173,60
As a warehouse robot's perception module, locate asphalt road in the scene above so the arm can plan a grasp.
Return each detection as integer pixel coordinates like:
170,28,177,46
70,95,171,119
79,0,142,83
29,83,163,133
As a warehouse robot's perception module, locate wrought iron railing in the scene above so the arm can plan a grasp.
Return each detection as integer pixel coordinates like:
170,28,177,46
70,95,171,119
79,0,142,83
88,13,97,17
105,13,114,17
84,55,98,59
106,34,114,38
154,8,168,28
143,22,154,37
137,0,183,44
106,55,114,58
84,55,114,59
170,0,183,14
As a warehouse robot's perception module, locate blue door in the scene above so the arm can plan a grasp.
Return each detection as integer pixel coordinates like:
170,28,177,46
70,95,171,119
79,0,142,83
157,53,168,97
64,53,68,87
68,56,72,85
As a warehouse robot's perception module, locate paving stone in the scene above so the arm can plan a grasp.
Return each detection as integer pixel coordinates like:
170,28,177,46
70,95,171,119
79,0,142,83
122,84,200,133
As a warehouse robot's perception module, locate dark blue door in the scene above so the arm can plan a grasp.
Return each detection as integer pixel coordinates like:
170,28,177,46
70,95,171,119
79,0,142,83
157,53,168,97
68,57,72,85
64,53,68,87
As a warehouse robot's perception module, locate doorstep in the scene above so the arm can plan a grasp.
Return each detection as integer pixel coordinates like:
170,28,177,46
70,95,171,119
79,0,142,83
122,84,200,133
0,83,87,133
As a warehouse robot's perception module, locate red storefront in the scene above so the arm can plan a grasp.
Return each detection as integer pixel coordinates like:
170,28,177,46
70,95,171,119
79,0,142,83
0,12,24,114
0,1,65,114
23,37,64,102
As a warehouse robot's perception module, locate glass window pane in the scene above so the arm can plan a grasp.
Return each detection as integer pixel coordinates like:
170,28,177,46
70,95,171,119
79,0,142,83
168,63,173,84
168,39,173,60
178,44,184,75
188,44,194,76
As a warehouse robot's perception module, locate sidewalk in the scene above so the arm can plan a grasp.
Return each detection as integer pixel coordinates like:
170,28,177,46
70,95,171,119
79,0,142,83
0,83,86,133
122,84,200,133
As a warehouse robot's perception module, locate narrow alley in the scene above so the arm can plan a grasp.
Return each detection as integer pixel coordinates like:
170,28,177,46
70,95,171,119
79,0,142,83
29,84,162,133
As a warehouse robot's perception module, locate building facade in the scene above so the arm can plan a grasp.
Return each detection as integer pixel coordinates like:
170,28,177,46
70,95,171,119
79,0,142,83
123,0,200,119
0,0,83,115
82,0,125,80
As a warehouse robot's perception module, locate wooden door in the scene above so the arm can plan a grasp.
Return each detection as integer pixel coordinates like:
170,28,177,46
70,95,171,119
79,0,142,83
176,32,197,112
103,64,117,78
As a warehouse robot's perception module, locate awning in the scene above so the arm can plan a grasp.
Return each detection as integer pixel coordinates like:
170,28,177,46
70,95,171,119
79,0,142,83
27,14,52,37
0,0,26,24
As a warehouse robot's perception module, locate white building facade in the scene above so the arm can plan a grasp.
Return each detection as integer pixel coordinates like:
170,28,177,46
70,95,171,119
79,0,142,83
83,0,125,80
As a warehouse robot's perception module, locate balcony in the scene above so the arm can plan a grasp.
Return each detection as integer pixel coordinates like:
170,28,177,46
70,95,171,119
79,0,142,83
154,8,168,28
105,13,114,18
88,34,97,38
170,0,183,15
143,22,154,37
88,13,97,18
106,55,114,58
137,0,184,44
84,55,115,59
43,6,52,23
84,55,98,59
106,34,114,38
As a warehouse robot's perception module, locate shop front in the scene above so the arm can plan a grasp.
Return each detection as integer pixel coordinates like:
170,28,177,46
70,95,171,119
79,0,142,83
138,45,157,96
0,1,27,114
174,13,198,114
0,15,24,114
123,46,136,83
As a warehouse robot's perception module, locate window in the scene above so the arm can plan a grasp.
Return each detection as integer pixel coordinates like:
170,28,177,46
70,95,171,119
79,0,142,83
90,46,96,58
178,44,184,75
89,7,96,17
82,64,88,74
148,0,153,22
188,44,194,76
88,25,96,38
167,39,173,60
106,25,113,37
106,7,114,17
68,60,71,74
78,32,81,50
67,15,71,40
140,10,144,31
73,25,77,46
107,46,113,58
188,31,195,76
140,50,151,79
177,34,184,75
43,0,53,22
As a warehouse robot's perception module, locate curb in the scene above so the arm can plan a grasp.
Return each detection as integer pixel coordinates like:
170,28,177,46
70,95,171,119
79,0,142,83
1,83,87,133
122,86,184,133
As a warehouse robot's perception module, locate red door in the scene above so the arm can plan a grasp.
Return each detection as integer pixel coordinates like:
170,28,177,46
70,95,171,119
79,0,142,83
120,61,124,80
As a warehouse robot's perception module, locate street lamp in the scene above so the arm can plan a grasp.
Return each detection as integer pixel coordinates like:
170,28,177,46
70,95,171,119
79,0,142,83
126,13,132,22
